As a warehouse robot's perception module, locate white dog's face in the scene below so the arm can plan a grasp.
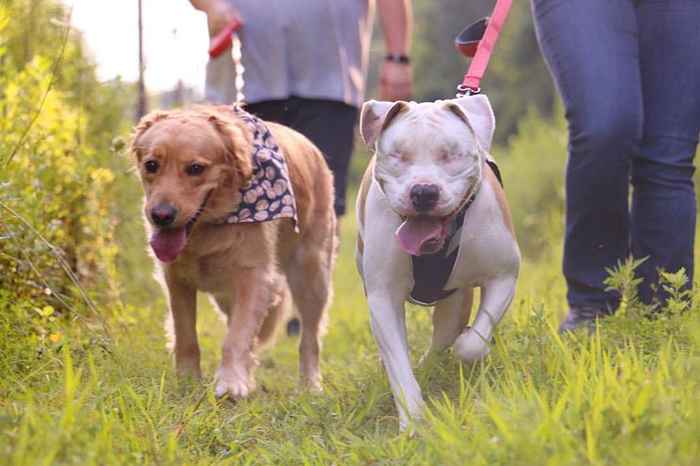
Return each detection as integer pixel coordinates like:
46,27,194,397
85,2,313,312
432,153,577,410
360,95,496,255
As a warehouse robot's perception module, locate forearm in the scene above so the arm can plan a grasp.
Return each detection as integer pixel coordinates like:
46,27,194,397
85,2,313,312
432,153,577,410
377,0,412,55
190,0,223,13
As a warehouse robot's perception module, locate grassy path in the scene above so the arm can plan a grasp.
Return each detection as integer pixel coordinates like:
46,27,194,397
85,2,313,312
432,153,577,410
2,214,700,465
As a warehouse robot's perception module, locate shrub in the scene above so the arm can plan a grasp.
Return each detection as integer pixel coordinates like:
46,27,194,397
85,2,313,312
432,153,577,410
0,2,133,343
495,106,568,259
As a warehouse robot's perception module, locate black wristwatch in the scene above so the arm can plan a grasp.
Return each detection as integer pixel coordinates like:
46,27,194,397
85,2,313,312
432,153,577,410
385,53,411,65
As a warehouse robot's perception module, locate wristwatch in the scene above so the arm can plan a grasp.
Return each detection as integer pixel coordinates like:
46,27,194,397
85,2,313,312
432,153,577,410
384,53,410,65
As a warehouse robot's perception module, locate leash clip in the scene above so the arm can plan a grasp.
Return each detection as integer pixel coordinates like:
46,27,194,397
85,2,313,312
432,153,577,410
456,84,481,98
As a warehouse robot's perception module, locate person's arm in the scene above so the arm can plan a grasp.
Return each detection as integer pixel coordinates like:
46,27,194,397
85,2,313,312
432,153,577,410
376,0,413,101
189,0,241,36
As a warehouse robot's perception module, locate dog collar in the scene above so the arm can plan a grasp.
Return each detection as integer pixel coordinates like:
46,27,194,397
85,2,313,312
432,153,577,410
213,106,299,232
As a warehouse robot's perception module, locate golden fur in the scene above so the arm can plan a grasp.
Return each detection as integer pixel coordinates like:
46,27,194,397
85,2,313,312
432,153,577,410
130,106,336,396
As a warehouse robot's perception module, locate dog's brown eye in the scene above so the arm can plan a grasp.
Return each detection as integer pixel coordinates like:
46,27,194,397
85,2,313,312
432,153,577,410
186,163,206,176
144,160,159,174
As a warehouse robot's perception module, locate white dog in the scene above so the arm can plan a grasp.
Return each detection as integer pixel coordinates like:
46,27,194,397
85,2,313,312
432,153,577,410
355,95,521,430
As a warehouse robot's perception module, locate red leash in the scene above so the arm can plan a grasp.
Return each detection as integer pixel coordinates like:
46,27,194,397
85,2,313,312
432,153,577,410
208,18,243,58
455,0,513,96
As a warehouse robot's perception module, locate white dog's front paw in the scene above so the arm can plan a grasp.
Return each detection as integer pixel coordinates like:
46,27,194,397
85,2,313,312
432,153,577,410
396,393,427,433
453,329,491,362
215,368,255,399
398,403,425,433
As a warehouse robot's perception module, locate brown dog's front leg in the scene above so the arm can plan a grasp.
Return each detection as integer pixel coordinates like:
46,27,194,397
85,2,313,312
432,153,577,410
215,265,271,399
164,269,201,378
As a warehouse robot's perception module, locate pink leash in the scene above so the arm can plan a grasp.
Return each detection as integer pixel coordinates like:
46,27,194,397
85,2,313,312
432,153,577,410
455,0,513,96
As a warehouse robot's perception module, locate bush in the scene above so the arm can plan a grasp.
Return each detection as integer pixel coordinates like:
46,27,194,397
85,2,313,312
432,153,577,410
0,2,133,356
495,106,567,259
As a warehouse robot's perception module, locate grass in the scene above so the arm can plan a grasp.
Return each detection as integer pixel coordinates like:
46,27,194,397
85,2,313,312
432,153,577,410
1,203,699,466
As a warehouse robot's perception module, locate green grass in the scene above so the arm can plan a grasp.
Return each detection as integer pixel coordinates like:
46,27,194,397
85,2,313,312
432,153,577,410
1,206,699,466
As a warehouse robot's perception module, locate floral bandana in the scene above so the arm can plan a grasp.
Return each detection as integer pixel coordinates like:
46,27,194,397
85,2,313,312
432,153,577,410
220,105,299,232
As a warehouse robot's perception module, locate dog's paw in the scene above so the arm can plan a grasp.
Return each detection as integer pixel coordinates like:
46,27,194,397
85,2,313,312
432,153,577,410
300,376,323,393
453,329,491,362
175,358,202,380
215,368,255,400
398,400,426,434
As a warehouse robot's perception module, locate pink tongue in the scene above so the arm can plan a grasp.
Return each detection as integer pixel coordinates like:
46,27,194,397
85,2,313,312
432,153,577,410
150,227,187,263
395,217,444,256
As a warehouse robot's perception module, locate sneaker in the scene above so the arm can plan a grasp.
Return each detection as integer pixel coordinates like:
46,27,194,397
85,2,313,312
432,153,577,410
558,305,613,334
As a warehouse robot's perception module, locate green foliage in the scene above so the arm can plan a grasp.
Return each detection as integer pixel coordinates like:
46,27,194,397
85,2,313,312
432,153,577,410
1,216,699,465
658,268,692,315
0,1,134,360
604,257,649,315
409,0,555,144
495,105,567,259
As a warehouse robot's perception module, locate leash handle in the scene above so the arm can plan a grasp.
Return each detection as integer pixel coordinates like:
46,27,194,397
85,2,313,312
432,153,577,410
208,18,243,58
457,0,512,96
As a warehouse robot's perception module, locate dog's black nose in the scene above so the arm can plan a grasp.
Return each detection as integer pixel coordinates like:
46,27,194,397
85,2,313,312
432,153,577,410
150,204,177,227
410,184,440,212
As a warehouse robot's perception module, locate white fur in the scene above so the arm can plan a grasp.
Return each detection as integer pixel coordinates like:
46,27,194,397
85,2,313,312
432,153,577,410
357,96,520,431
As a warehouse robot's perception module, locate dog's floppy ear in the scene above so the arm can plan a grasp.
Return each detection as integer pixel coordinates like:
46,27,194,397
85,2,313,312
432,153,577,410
130,111,169,158
443,94,496,152
359,100,409,147
207,111,253,183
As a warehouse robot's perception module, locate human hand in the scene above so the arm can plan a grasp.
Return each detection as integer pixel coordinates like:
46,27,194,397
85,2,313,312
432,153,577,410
380,61,412,101
205,1,242,37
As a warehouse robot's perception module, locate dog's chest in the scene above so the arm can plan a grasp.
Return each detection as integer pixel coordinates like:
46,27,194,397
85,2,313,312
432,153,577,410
194,257,237,292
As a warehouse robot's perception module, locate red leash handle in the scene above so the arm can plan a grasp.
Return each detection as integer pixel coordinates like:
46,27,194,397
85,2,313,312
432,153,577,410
208,18,243,59
459,0,512,94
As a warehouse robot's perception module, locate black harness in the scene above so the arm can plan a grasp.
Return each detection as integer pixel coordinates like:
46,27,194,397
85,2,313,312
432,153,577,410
408,161,503,306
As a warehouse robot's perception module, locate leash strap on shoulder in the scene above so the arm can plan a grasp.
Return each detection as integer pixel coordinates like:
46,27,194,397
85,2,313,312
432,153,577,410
456,0,513,97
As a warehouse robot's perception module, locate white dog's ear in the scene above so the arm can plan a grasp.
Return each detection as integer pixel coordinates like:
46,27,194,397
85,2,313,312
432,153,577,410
443,94,496,151
359,100,409,146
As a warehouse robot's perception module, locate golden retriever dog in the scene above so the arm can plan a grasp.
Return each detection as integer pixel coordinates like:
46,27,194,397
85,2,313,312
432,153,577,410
129,105,335,398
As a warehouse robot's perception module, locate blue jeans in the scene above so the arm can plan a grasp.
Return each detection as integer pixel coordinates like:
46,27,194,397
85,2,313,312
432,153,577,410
532,0,700,308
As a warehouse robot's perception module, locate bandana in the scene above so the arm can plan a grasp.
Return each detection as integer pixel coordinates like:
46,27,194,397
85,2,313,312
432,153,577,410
220,106,299,232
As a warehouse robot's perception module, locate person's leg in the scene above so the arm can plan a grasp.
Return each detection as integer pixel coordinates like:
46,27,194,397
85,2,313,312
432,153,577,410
632,0,700,305
244,99,294,126
283,97,358,218
531,0,642,325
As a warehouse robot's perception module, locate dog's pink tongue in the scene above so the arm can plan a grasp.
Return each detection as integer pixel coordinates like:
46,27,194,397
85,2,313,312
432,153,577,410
395,217,444,256
150,227,187,263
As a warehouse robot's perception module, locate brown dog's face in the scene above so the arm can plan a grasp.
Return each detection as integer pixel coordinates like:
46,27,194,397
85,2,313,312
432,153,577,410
130,109,252,263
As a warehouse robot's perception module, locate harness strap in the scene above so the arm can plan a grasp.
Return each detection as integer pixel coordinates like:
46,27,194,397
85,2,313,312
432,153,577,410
408,160,503,307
